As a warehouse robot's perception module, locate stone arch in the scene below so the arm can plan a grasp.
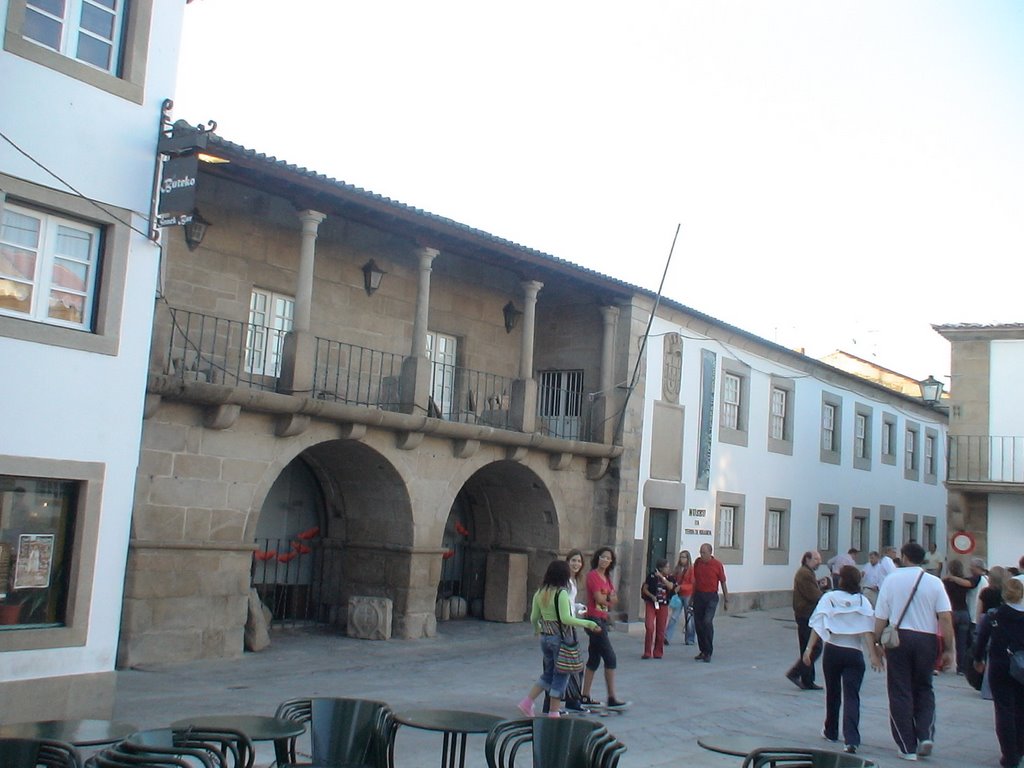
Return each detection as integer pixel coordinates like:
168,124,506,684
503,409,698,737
248,437,414,630
438,460,561,623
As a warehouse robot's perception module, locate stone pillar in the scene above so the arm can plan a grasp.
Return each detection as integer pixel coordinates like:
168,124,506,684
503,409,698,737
400,248,438,415
410,247,438,359
294,210,326,332
518,280,544,379
596,305,620,443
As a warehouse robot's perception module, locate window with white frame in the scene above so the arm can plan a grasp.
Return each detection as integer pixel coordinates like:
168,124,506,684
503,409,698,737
718,505,736,549
822,403,836,452
0,202,101,330
426,331,457,418
21,0,126,73
538,369,583,440
722,373,740,430
818,513,833,552
881,419,893,456
905,428,915,468
854,413,867,458
925,434,935,475
245,289,294,377
770,387,786,441
852,513,867,553
767,508,783,550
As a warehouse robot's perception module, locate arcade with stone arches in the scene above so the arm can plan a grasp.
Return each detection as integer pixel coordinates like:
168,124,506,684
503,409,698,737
249,437,570,638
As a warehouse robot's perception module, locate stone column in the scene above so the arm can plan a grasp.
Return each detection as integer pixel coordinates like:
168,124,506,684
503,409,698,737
400,247,438,414
510,280,543,432
278,210,325,395
596,305,620,443
294,210,326,332
518,280,544,379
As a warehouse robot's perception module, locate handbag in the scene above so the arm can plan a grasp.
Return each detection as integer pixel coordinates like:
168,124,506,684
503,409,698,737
554,590,585,673
880,570,925,649
1008,650,1024,685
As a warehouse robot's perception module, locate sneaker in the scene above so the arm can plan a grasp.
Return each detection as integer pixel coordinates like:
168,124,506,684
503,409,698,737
517,698,535,718
918,740,933,757
844,745,857,754
694,653,706,661
897,751,918,761
821,729,838,743
606,697,629,708
579,695,602,707
805,683,824,690
564,700,587,712
702,654,711,663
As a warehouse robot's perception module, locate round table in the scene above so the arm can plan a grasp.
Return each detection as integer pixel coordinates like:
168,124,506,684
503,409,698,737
392,709,504,768
0,719,137,747
171,714,305,765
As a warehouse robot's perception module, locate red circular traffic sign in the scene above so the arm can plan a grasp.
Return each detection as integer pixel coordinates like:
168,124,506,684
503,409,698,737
950,531,976,555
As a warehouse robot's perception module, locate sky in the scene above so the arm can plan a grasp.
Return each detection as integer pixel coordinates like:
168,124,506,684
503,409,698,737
173,1,1024,389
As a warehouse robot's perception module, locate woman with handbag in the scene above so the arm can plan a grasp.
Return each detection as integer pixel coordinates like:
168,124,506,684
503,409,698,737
665,549,696,646
973,577,1024,768
518,559,600,718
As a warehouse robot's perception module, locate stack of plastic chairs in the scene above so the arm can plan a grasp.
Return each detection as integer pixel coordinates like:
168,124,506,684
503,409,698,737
273,697,394,768
0,737,82,768
485,717,626,768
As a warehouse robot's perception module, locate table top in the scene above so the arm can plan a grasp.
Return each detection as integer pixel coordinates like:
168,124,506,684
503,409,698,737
170,715,305,741
696,733,774,757
394,709,504,735
0,719,137,747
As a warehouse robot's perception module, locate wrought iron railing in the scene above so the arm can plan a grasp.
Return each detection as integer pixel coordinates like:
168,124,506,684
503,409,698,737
164,308,283,391
252,536,332,626
948,435,1024,484
429,361,516,429
313,338,408,408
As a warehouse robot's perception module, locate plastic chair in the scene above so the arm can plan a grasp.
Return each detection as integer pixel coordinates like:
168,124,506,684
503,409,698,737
273,697,392,768
116,729,219,768
86,751,193,768
0,737,83,767
740,747,877,768
485,717,614,768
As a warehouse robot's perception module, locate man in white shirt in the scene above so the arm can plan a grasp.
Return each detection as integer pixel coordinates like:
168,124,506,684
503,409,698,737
878,547,899,581
874,542,954,762
861,551,885,606
924,541,944,578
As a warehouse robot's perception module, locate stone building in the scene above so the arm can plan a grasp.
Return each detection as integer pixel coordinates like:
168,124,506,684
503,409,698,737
935,323,1024,568
119,126,651,665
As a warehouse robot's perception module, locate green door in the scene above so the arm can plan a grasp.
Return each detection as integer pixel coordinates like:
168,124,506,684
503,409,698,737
646,508,670,573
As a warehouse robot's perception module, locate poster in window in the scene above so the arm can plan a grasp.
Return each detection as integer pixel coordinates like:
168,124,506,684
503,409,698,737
13,534,54,590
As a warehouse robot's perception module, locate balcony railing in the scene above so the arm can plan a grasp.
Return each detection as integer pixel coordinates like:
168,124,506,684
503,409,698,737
160,309,604,444
948,435,1024,484
164,308,282,391
429,361,516,430
313,337,408,409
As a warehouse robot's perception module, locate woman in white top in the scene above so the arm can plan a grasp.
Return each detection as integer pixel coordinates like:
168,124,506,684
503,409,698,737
803,565,883,755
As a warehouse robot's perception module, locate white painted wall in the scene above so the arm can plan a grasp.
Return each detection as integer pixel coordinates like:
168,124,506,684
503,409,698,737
637,315,948,594
988,494,1024,572
0,0,185,683
990,340,1024,436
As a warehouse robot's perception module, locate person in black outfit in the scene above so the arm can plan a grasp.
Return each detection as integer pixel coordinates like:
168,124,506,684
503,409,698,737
974,578,1024,768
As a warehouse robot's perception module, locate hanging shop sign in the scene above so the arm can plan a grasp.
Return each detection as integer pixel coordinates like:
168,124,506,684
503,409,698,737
157,153,199,226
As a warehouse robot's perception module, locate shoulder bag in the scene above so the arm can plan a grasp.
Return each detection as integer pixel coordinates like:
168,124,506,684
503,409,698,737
554,590,585,673
880,570,925,649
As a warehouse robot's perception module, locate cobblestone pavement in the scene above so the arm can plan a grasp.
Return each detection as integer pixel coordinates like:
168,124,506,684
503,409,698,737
114,607,998,767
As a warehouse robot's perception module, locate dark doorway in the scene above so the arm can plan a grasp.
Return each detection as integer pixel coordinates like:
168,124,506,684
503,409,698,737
646,508,670,573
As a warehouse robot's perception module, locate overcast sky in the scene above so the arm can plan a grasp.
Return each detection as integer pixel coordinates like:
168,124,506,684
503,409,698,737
174,1,1024,388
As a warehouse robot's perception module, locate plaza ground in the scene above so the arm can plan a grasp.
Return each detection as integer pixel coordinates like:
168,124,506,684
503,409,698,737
114,606,998,767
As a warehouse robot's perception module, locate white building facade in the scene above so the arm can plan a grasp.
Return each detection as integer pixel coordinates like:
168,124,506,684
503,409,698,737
0,0,184,719
937,324,1024,570
634,309,949,604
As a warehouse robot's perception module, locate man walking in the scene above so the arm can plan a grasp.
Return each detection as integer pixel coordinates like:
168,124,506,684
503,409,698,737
874,542,954,762
786,550,825,690
691,542,728,662
861,551,885,607
827,548,859,589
